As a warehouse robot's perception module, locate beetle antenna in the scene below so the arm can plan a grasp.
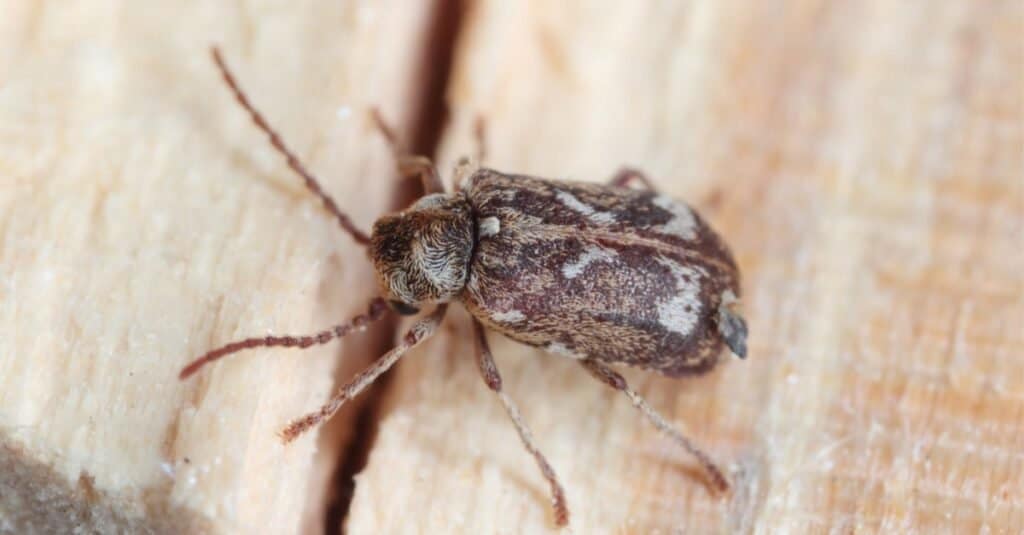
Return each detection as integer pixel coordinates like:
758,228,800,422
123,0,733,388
210,46,371,246
179,298,390,380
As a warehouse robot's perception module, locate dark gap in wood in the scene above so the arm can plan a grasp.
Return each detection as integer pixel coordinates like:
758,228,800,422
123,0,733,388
409,0,465,167
325,347,394,533
326,0,466,532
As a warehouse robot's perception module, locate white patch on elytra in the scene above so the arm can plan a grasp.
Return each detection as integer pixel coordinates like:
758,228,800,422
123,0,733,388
479,216,501,237
546,342,585,360
562,245,618,279
555,190,616,224
491,309,525,323
656,257,703,337
652,195,698,240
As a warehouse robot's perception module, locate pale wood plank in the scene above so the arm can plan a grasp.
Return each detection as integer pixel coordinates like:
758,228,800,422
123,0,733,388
347,1,1023,532
0,1,434,532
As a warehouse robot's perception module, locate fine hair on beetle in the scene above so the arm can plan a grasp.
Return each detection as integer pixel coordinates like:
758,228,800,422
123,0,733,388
180,46,749,527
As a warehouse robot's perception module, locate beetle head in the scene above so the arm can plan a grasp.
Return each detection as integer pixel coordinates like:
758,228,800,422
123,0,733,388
370,193,474,311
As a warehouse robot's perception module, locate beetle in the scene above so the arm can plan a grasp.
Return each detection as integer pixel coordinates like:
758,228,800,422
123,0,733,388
180,47,748,527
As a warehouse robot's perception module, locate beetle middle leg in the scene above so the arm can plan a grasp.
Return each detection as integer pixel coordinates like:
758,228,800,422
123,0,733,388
370,108,444,194
579,359,730,493
279,304,449,442
608,167,656,191
473,320,569,527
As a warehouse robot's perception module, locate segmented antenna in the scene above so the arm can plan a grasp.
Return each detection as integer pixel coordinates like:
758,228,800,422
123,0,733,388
210,46,371,246
179,298,389,380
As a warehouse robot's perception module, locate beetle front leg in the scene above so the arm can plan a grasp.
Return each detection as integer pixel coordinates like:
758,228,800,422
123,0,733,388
473,115,487,165
370,108,444,194
473,320,570,527
279,304,448,442
452,115,488,192
579,359,730,493
608,167,657,191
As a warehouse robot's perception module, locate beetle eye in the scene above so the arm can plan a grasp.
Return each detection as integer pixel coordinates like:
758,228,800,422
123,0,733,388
389,300,420,316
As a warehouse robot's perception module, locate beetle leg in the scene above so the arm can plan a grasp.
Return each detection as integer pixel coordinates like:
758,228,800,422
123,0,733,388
370,108,445,194
279,304,448,443
473,320,569,527
579,359,730,493
453,116,487,192
473,115,488,165
608,167,657,191
399,155,445,195
452,156,474,191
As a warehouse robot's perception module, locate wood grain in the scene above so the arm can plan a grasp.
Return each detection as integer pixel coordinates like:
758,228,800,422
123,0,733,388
347,1,1023,532
0,1,433,533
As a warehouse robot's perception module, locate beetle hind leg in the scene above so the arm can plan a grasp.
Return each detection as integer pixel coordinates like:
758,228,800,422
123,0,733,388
580,359,730,493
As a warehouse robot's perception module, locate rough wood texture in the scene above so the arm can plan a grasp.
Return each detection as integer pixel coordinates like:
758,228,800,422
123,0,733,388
347,1,1023,532
0,2,432,533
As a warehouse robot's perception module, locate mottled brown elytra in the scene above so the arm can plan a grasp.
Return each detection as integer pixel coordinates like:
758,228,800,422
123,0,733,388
180,46,748,527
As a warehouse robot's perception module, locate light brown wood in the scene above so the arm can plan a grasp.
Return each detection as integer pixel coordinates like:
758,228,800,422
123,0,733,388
0,2,433,533
347,1,1023,532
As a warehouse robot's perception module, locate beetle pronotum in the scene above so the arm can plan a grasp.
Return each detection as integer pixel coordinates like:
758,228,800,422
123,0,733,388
180,47,748,527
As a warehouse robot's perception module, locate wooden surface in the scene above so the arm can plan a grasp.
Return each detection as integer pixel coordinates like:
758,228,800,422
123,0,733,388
347,1,1023,533
2,1,1021,534
0,1,432,533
